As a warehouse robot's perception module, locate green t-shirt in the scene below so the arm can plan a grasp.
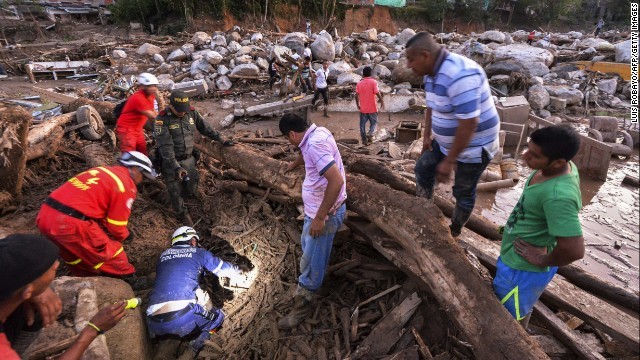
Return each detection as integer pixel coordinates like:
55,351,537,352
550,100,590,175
500,161,583,272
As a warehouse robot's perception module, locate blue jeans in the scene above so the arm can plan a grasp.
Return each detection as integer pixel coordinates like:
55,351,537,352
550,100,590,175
414,139,491,212
298,204,346,293
147,304,224,352
359,113,378,142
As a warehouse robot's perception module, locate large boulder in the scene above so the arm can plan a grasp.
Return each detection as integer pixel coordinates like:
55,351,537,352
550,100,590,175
216,76,232,90
337,72,362,85
371,44,389,55
205,51,223,65
397,28,416,45
493,44,554,66
226,32,242,43
327,61,352,79
379,59,399,70
256,57,269,70
544,85,584,105
166,49,187,62
227,41,241,53
217,64,230,76
231,64,260,77
615,39,631,63
391,58,423,86
153,54,164,64
236,46,254,56
567,31,583,39
597,78,617,95
480,30,506,43
372,64,392,79
181,44,195,57
310,32,335,61
211,35,227,47
578,38,613,51
361,28,378,41
251,32,263,43
527,84,550,110
136,43,161,56
111,49,127,59
334,41,344,57
384,36,397,45
485,60,528,77
157,76,174,91
523,62,550,77
192,32,212,46
190,59,213,76
270,45,292,63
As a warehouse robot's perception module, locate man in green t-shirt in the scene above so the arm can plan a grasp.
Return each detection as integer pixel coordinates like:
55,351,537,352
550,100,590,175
494,124,585,328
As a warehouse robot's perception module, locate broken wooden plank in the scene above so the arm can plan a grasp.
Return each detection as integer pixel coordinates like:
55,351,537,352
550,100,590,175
236,138,289,145
348,292,422,360
457,228,639,353
411,327,433,360
0,107,31,199
533,302,607,360
31,86,77,105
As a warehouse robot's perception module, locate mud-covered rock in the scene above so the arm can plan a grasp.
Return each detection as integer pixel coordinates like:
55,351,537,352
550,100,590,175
527,84,550,110
311,32,335,61
136,43,161,56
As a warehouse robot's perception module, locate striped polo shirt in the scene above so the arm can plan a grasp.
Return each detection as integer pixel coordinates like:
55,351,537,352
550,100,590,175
424,50,500,163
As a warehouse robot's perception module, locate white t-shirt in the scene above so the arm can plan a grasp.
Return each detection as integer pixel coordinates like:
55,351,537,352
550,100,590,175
315,68,328,89
304,48,312,59
291,53,300,70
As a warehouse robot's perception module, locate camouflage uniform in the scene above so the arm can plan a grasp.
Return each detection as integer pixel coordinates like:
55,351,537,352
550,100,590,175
155,106,222,217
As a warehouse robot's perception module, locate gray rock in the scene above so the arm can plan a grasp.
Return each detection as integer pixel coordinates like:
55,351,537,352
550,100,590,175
167,49,187,62
371,44,389,55
391,58,423,86
235,55,253,64
538,109,551,118
373,64,391,79
527,84,550,110
251,32,263,43
523,61,550,77
544,85,584,105
240,40,251,46
181,44,195,57
328,61,352,79
337,72,361,85
394,82,412,89
310,32,335,61
334,41,344,57
227,41,241,53
379,59,399,70
136,43,162,56
384,36,397,45
578,38,613,51
221,99,235,109
230,64,260,77
227,32,242,43
256,57,269,70
397,89,413,95
485,60,528,77
270,45,292,63
192,32,212,46
503,33,514,45
216,76,232,90
111,49,127,59
214,46,229,57
567,31,583,39
191,59,213,76
361,52,371,61
205,51,223,65
480,30,506,43
234,108,245,117
158,77,174,91
155,63,174,74
397,28,416,45
615,39,631,63
388,52,401,60
493,44,554,66
211,35,227,47
361,28,378,41
236,46,254,56
153,54,164,64
122,65,139,75
597,78,617,95
220,113,235,128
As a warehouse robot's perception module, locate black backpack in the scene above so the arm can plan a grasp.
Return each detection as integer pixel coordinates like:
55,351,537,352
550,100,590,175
113,99,128,121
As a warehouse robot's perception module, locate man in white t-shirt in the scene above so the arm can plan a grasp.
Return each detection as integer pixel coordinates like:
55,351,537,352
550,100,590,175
311,61,330,118
303,43,312,60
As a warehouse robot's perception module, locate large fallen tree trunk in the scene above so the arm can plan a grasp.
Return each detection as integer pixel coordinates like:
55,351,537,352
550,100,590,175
349,157,640,312
0,107,31,199
27,126,64,161
62,99,116,124
195,141,303,203
27,112,76,146
348,157,502,240
197,142,548,359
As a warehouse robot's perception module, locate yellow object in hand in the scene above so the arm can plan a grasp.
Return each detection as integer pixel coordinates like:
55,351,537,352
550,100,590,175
125,297,142,309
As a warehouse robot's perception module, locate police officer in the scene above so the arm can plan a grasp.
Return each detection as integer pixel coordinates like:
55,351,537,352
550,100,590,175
155,91,234,226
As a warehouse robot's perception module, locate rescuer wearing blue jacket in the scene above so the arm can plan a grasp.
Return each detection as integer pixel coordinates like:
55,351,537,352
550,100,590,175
146,227,246,355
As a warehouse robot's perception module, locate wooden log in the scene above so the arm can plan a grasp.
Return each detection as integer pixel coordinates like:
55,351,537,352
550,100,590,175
0,107,31,199
350,157,640,313
622,174,639,187
342,189,549,360
195,141,303,203
26,125,64,161
457,228,639,352
62,98,116,124
476,179,516,192
411,327,433,360
27,112,76,146
380,346,420,360
82,143,114,168
237,138,289,145
533,302,607,360
23,336,78,360
348,157,502,241
339,307,351,354
347,293,422,360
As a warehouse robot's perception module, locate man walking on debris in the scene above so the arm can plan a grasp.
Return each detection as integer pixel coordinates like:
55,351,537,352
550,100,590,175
355,66,385,145
405,32,499,237
494,125,584,328
300,56,313,94
278,113,347,329
36,151,157,277
155,91,235,226
115,73,159,155
312,60,331,118
146,227,250,357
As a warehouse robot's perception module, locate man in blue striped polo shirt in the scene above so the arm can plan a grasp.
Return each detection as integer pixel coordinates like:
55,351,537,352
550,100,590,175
405,32,500,237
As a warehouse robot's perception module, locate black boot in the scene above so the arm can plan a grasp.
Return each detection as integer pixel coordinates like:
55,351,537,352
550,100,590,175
416,184,434,201
278,295,313,329
450,206,472,237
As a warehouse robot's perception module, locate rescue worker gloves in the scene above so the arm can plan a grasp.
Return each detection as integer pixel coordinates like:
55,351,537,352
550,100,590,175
137,73,160,86
119,151,158,180
171,226,200,246
223,139,235,147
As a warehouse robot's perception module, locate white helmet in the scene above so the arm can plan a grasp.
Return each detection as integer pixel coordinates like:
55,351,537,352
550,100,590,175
118,151,157,179
137,72,159,86
171,226,199,246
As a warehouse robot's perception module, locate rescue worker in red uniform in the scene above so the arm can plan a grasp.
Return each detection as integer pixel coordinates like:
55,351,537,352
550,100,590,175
115,73,159,155
36,151,157,277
